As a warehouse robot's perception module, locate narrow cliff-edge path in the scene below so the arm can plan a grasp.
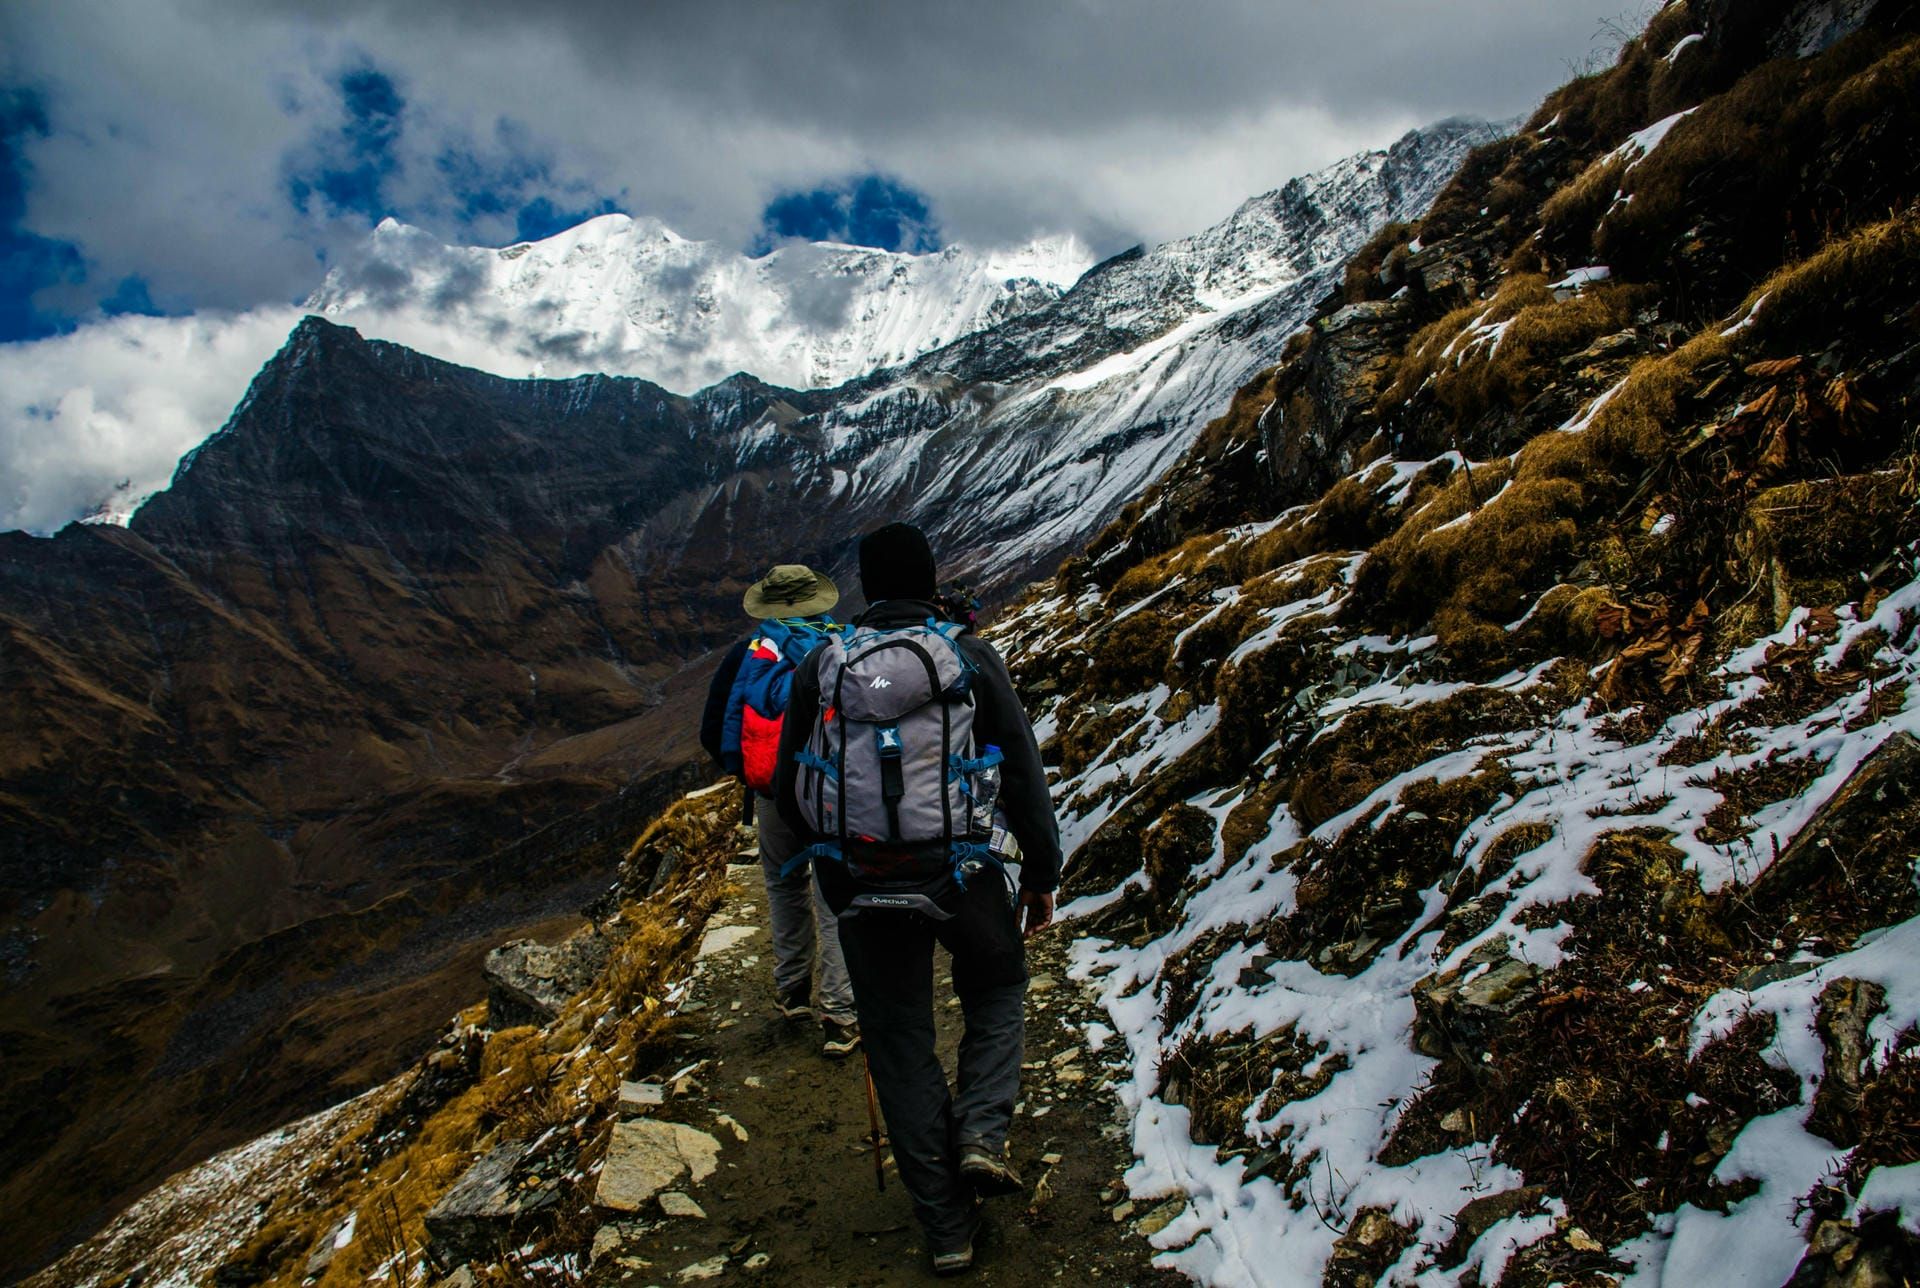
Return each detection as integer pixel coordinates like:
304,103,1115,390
587,854,1183,1284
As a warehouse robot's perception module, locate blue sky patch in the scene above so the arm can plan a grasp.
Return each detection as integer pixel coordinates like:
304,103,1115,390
99,275,163,319
0,88,87,342
436,120,623,244
754,174,940,255
287,66,405,221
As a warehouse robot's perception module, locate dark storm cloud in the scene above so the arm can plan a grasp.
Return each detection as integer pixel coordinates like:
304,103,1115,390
3,0,1637,323
227,0,1628,138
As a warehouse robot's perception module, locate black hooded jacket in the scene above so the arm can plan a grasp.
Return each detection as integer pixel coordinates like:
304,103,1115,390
773,599,1062,894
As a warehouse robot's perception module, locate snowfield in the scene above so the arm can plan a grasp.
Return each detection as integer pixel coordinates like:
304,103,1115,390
309,214,1094,394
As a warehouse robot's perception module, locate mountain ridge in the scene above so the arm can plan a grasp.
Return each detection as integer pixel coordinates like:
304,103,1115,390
0,119,1496,1279
306,209,1094,394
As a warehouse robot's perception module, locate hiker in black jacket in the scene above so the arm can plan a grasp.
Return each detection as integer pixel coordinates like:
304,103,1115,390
775,522,1059,1276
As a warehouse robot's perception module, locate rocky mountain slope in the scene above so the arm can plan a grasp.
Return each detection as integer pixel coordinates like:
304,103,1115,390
982,0,1920,1282
784,117,1508,587
18,4,1920,1282
307,215,1094,394
1,124,1492,1278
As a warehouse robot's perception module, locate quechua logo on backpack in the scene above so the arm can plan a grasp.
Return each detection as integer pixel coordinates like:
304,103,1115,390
794,620,1003,885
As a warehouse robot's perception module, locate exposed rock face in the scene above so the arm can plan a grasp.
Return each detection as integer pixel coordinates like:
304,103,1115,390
1411,939,1542,1067
1260,296,1417,503
484,931,612,1028
1752,733,1920,913
423,1142,564,1266
1786,1211,1920,1288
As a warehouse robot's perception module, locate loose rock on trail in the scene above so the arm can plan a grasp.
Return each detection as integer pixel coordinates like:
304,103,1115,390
584,852,1184,1284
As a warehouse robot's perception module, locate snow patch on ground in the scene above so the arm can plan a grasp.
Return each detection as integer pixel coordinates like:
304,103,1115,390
1017,522,1920,1284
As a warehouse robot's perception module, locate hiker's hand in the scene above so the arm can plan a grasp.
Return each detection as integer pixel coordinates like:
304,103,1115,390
1020,889,1055,938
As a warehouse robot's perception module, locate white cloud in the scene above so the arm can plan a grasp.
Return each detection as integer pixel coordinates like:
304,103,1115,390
0,0,1641,533
0,308,302,531
6,0,1633,301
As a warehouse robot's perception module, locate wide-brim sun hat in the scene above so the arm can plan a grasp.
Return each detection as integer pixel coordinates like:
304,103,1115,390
742,563,840,619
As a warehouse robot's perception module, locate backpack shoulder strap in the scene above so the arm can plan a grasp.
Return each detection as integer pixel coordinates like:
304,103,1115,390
762,617,842,668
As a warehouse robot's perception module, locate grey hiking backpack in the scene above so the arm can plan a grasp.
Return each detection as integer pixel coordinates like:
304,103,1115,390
792,618,1006,911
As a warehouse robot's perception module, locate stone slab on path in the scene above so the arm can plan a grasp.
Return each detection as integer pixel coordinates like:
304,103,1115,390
581,879,1186,1284
594,1120,722,1212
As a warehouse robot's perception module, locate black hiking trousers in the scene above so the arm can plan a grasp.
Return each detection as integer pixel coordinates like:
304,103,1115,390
836,874,1028,1254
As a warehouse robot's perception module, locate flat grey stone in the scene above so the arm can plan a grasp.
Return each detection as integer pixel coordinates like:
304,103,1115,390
659,1191,707,1219
619,1080,667,1113
594,1120,722,1212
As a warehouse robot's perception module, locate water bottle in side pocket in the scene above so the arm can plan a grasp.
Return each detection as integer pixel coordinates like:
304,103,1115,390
971,745,1001,834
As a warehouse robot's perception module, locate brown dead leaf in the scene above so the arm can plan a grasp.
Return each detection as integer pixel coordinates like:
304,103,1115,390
1745,356,1803,379
1756,423,1792,475
1621,635,1671,663
1594,601,1628,639
1739,386,1782,419
1597,656,1632,705
1825,376,1877,425
1538,987,1600,1011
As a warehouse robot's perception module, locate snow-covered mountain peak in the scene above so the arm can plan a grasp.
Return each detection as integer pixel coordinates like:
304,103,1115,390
308,213,1095,393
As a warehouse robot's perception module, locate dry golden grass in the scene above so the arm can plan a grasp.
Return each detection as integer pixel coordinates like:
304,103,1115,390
1593,32,1916,297
1354,311,1743,659
1380,273,1652,427
1107,530,1228,606
1743,213,1920,353
1826,35,1920,128
1525,1,1704,150
1537,149,1629,250
1341,219,1420,303
217,788,741,1287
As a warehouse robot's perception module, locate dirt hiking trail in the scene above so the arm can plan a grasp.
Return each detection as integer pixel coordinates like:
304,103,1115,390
586,855,1184,1285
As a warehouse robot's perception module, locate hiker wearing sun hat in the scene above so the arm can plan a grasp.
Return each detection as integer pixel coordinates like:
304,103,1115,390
700,562,859,1057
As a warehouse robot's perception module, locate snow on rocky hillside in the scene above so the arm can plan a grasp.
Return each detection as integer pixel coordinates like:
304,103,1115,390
307,214,1093,393
985,3,1920,1283
779,118,1507,587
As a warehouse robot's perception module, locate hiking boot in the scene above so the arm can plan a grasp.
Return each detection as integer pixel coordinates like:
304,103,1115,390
931,1207,983,1276
821,1016,861,1058
776,987,813,1020
931,1241,974,1276
957,1143,1024,1197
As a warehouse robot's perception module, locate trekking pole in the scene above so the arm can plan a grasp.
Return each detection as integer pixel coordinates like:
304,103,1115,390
862,1053,887,1192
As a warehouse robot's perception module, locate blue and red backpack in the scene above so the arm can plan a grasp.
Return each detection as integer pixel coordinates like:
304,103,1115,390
723,616,842,795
